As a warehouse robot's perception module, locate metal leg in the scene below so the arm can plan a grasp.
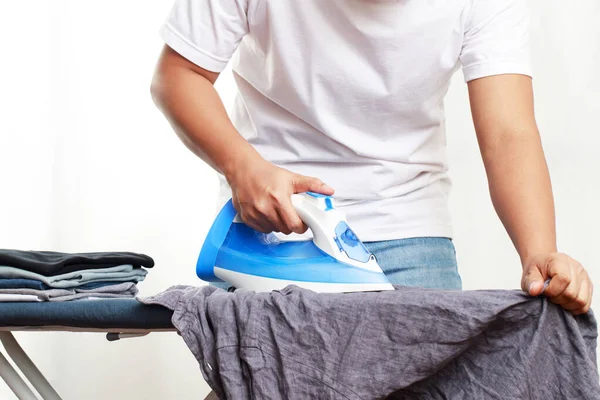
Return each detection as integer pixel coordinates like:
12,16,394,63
0,350,39,400
0,332,63,400
204,390,219,400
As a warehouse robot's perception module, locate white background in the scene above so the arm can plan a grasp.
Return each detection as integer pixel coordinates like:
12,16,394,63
0,1,598,398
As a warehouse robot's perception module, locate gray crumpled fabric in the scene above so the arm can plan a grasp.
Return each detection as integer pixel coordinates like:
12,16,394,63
139,285,600,399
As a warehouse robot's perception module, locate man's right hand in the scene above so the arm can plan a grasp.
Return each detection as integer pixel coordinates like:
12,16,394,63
227,156,334,235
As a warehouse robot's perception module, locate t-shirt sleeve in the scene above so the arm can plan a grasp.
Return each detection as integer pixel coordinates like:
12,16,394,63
159,0,249,73
460,0,532,82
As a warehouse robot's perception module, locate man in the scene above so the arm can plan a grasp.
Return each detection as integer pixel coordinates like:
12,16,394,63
151,0,592,314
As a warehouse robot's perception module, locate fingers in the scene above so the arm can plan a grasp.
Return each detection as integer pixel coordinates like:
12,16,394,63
236,192,304,234
522,266,546,296
234,197,276,233
574,276,593,315
542,255,593,315
256,199,288,233
542,255,572,298
550,277,582,311
267,190,306,234
568,269,593,315
259,173,334,234
286,174,336,233
568,277,591,315
232,167,333,234
241,211,275,233
292,175,334,195
277,201,308,235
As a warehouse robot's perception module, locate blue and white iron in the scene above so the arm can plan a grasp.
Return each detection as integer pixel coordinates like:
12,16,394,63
196,192,394,293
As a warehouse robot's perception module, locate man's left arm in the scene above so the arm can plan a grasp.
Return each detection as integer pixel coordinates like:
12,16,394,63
468,74,593,314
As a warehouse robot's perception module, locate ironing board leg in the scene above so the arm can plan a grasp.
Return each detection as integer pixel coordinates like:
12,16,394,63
0,332,63,400
0,350,39,400
204,390,219,400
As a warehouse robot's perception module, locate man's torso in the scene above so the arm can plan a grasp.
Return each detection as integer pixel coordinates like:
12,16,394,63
220,0,471,241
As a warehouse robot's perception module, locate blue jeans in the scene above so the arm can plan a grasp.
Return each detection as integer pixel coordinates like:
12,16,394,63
210,237,461,291
364,237,462,290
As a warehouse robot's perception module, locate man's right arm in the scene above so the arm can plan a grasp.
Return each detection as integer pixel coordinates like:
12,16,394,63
150,44,259,178
150,45,334,234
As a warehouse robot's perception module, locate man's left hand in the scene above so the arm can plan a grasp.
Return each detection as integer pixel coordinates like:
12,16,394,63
522,253,593,315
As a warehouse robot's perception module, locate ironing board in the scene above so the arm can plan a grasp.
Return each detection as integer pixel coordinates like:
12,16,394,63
0,299,176,400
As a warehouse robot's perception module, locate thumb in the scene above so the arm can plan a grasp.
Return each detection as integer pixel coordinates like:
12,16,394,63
522,265,546,296
292,175,335,195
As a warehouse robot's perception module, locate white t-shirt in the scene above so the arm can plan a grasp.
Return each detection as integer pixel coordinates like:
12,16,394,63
160,0,532,242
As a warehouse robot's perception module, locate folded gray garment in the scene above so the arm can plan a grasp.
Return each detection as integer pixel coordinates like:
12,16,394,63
139,285,600,400
75,281,138,294
0,265,147,288
0,282,138,302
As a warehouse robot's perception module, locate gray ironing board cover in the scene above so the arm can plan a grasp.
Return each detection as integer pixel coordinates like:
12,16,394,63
0,299,174,331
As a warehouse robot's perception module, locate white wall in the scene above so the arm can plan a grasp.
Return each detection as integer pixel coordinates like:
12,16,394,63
0,0,598,398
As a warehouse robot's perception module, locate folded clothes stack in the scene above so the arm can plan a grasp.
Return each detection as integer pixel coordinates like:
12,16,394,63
0,250,154,302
